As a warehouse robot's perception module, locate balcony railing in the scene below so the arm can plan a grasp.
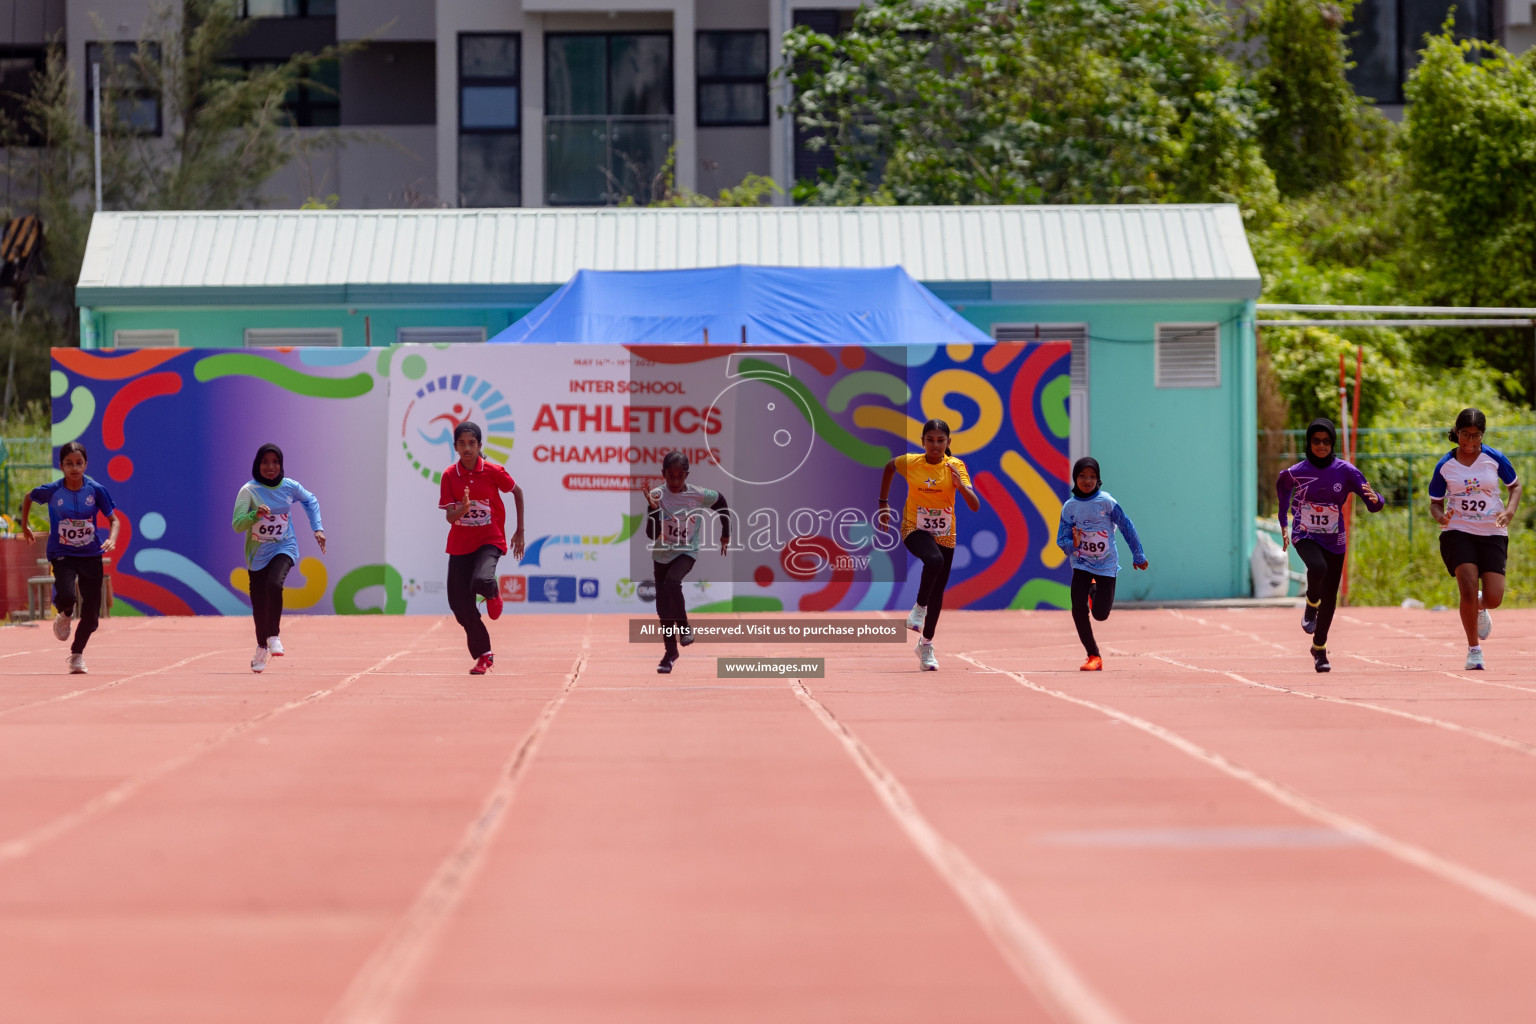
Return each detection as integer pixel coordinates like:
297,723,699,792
545,115,673,206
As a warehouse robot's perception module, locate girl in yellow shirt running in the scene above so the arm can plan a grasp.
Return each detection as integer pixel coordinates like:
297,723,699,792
878,419,981,671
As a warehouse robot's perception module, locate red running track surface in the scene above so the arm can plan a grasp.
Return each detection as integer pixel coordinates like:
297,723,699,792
3,607,1536,1022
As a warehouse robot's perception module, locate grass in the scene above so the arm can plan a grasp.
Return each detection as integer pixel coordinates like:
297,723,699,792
1345,503,1536,608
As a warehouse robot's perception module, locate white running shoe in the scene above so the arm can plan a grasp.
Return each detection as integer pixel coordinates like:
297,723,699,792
1477,608,1492,640
53,612,71,641
251,646,271,673
268,636,285,657
1465,647,1485,671
905,604,926,632
915,640,938,671
66,652,87,674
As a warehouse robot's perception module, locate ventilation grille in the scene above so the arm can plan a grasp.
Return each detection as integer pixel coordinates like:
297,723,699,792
1155,323,1220,388
992,323,1087,389
396,327,487,345
111,329,178,348
244,328,342,348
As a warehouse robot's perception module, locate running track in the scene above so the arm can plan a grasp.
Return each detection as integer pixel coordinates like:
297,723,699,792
3,607,1536,1022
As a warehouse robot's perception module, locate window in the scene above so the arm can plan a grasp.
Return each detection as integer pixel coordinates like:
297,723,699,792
397,327,487,345
458,33,521,208
1346,0,1495,103
225,59,339,127
994,323,1089,464
791,9,856,185
0,49,44,146
697,32,768,127
241,0,337,17
111,330,179,349
1155,324,1221,388
545,33,673,205
244,328,342,347
85,43,161,137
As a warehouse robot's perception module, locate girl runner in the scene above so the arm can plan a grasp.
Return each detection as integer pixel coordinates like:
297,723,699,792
878,419,980,671
440,422,524,675
1276,418,1384,673
646,450,730,674
232,443,325,673
1428,407,1521,670
1056,457,1147,671
19,441,120,674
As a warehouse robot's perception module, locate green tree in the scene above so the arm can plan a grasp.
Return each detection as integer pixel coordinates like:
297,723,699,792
1243,0,1388,196
781,0,1277,216
0,0,356,417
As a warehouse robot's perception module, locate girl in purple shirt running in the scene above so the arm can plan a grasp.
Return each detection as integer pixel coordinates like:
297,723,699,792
1276,418,1385,672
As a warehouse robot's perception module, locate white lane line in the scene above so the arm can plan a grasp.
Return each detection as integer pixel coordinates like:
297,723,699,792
791,678,1130,1024
1336,613,1459,648
0,650,38,661
1347,653,1536,695
1164,608,1291,653
0,623,444,868
1133,650,1536,759
327,628,592,1024
958,652,1536,925
0,650,233,720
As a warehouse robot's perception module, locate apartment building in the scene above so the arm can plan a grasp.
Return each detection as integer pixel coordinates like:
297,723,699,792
0,0,862,209
0,0,1529,209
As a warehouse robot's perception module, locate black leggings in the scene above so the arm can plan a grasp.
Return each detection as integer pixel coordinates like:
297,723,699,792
51,555,103,656
248,554,294,647
654,555,697,655
905,531,955,641
1070,569,1117,658
448,544,502,659
1294,539,1346,648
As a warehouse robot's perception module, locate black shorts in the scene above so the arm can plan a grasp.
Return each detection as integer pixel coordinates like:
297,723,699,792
1439,530,1508,577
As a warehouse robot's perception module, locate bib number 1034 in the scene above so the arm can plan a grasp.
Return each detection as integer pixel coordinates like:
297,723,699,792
58,518,95,548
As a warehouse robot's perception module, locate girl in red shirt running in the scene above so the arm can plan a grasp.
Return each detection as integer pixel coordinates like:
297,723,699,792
439,422,524,674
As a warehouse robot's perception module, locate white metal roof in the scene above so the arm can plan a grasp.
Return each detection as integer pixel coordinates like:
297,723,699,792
77,204,1260,305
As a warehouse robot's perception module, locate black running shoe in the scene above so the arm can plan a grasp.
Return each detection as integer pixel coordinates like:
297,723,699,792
679,626,694,648
657,651,678,674
1302,601,1319,635
1311,646,1330,673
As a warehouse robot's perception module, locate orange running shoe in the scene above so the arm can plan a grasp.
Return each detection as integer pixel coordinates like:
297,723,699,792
1080,655,1103,671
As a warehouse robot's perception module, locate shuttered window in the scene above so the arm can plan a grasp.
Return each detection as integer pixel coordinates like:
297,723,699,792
111,329,179,348
1155,323,1220,388
244,328,342,347
396,327,487,345
992,322,1088,464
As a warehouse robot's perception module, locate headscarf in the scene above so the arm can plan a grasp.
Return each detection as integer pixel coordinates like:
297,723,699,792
252,443,285,487
1071,456,1101,500
1304,418,1336,470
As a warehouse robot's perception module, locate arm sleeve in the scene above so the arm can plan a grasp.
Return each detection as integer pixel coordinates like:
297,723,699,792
1112,503,1147,564
710,492,730,540
1056,504,1074,553
1427,454,1452,499
645,488,660,541
291,481,324,532
94,484,116,519
949,457,973,490
498,465,517,492
438,472,456,510
1494,449,1519,485
1275,468,1293,533
232,485,259,532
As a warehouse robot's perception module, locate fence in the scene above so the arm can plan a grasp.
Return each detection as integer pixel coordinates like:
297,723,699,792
0,437,53,529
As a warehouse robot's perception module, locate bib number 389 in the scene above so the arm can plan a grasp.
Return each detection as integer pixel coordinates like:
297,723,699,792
1078,529,1111,557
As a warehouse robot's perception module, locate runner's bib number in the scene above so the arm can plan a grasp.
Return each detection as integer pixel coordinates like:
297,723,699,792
1453,495,1494,520
1077,529,1111,558
58,518,95,548
253,512,289,544
915,506,953,535
1300,502,1340,534
459,500,493,528
662,513,696,546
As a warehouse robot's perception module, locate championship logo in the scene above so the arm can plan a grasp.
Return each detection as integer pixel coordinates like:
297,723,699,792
400,371,516,484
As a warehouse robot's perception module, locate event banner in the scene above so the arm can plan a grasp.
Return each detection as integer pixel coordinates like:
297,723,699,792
51,340,1070,616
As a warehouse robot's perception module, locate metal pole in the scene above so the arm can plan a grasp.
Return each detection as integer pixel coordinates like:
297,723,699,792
92,63,102,212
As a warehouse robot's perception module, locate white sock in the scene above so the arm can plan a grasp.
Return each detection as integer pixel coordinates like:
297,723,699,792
1470,644,1482,652
919,638,933,646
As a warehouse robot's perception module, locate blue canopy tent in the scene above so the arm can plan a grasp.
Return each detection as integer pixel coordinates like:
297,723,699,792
487,265,996,347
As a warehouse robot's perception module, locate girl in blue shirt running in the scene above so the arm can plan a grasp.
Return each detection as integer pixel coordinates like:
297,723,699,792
232,443,325,674
1056,457,1147,671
